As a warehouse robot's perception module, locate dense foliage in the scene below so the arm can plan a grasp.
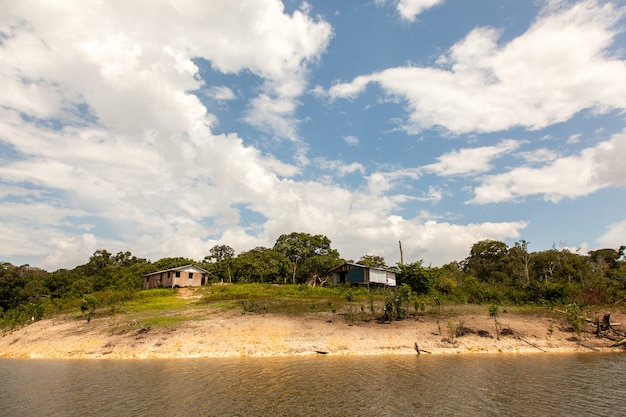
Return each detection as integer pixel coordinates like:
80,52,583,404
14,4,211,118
1,233,625,330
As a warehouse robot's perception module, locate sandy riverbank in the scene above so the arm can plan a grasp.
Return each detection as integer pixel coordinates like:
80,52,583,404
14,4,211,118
1,306,625,359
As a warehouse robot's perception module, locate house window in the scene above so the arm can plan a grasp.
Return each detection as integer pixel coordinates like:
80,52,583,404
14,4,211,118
175,271,180,278
188,272,193,279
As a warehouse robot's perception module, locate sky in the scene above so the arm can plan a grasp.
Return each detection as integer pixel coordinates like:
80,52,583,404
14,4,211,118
1,0,626,270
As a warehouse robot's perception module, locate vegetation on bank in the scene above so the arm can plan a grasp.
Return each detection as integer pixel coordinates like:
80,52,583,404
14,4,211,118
1,232,625,331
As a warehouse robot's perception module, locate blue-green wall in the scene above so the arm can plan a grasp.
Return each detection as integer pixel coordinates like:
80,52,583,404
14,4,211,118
347,268,365,283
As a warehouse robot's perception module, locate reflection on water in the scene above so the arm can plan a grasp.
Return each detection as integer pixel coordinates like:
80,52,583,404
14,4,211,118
1,353,625,416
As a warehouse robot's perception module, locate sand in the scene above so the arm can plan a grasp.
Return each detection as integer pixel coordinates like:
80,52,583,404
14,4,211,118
1,303,625,359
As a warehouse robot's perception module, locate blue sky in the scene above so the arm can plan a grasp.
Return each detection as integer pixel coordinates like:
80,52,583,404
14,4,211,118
1,0,625,270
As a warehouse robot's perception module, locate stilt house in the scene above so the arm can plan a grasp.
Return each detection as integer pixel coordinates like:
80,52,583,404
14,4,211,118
330,263,396,287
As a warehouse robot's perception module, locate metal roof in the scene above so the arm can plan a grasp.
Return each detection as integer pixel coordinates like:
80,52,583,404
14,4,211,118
329,262,396,274
143,264,210,277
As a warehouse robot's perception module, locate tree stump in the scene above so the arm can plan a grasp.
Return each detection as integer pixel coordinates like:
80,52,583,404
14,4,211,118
601,314,611,332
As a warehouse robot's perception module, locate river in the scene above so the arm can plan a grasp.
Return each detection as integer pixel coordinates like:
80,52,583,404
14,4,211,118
1,353,625,416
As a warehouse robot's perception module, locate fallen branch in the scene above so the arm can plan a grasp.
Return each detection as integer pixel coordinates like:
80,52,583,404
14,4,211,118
518,337,546,352
579,343,600,351
414,342,431,354
610,339,626,348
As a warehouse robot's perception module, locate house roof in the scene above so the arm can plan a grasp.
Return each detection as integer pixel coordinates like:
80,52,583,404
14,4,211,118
143,264,210,277
329,262,396,274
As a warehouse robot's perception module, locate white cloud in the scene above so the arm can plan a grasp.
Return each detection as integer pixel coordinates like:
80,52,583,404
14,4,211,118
316,159,365,177
424,139,521,176
518,148,558,164
42,234,99,271
366,169,422,195
207,86,236,101
416,186,444,203
327,75,372,100
343,135,360,146
597,219,626,249
567,133,582,144
0,0,535,269
2,0,332,143
342,216,527,266
326,1,626,135
469,129,626,204
397,0,445,21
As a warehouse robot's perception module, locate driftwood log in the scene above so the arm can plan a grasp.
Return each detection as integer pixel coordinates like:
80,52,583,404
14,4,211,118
518,337,546,352
610,339,626,348
414,342,431,354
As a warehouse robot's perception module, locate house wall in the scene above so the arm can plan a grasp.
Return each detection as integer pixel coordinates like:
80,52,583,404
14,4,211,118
330,264,396,287
173,268,205,287
369,268,387,284
162,272,173,288
143,267,207,289
347,268,366,284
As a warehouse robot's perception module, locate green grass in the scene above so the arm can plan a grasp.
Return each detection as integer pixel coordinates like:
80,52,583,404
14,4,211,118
200,283,387,302
198,283,393,316
28,284,581,332
120,288,208,313
137,315,192,329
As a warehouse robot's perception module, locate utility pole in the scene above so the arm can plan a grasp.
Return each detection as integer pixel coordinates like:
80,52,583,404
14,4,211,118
396,240,403,295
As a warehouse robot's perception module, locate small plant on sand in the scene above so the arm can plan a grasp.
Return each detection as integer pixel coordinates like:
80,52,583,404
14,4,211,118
241,300,267,314
488,304,500,340
413,299,420,316
432,297,441,314
445,319,466,341
395,284,412,320
348,305,355,323
447,319,457,342
566,303,585,340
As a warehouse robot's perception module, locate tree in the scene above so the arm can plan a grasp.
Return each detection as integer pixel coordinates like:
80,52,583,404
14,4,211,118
300,254,342,286
396,261,432,294
0,263,49,312
357,255,387,268
589,247,623,274
204,245,235,283
206,245,235,262
463,240,509,283
273,232,339,284
233,247,291,283
488,304,500,340
506,240,532,285
149,257,196,271
85,249,113,275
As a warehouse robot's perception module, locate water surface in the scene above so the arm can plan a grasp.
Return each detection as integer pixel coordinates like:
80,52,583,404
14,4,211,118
1,353,625,416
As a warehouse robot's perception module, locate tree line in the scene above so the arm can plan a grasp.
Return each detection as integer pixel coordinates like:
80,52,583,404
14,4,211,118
1,232,625,329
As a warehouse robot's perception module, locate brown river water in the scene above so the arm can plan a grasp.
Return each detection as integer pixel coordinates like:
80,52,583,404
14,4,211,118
1,353,625,416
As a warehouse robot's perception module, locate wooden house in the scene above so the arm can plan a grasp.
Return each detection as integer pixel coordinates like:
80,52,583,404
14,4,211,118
330,263,396,287
143,265,209,290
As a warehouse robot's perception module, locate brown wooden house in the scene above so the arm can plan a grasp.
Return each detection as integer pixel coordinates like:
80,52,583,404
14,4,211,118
143,265,209,289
